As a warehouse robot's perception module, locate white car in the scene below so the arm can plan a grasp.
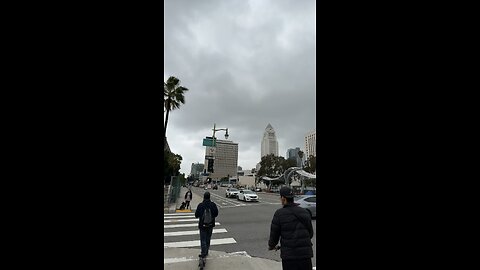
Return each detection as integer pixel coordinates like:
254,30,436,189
226,188,240,198
237,190,259,202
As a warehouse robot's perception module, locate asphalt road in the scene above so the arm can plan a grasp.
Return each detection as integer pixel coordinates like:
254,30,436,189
189,186,317,267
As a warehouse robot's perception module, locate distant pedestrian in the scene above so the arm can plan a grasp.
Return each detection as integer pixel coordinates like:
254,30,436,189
268,186,314,270
184,188,192,209
195,192,218,258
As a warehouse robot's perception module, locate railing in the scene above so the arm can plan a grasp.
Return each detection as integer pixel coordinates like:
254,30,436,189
168,176,181,204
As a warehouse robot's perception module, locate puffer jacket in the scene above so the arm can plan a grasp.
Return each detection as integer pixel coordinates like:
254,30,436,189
194,199,218,229
268,203,314,260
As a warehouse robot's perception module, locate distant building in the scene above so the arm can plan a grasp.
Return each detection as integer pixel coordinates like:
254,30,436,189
286,147,303,167
205,139,238,181
261,123,279,158
190,163,204,180
304,129,316,158
237,170,267,189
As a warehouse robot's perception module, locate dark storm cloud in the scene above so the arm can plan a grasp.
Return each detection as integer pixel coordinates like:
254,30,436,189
165,0,316,174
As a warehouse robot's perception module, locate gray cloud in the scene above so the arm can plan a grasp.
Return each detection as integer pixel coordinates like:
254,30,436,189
165,0,316,174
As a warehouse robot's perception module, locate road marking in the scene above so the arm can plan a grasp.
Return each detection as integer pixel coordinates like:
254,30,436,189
164,218,198,223
164,257,197,264
164,250,253,264
164,215,196,219
164,222,220,229
164,228,227,237
209,192,244,207
164,213,195,216
164,237,237,248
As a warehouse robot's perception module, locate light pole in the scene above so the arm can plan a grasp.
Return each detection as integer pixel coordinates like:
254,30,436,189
208,123,229,181
212,123,229,143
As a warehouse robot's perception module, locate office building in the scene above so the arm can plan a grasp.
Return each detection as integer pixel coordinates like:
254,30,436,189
261,123,279,158
286,147,303,167
190,163,204,180
304,129,316,158
204,139,238,181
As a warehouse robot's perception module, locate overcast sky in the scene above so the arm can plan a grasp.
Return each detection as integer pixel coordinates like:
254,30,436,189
164,0,316,175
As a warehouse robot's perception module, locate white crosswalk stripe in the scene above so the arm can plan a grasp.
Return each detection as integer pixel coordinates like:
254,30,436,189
164,222,220,228
164,215,196,219
164,238,237,248
164,218,198,223
164,213,195,216
164,213,237,249
164,228,228,237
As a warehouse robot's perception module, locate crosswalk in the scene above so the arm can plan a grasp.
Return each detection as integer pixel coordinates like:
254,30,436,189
164,212,237,249
207,191,282,209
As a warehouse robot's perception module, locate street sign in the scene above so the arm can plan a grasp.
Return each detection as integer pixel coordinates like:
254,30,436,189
207,147,216,156
202,137,216,147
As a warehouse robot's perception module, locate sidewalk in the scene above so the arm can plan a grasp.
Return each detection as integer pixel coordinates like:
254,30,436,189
164,247,282,270
165,186,205,213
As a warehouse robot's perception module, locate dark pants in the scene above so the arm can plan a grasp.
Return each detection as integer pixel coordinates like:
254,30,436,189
185,200,190,209
281,258,313,270
199,227,213,257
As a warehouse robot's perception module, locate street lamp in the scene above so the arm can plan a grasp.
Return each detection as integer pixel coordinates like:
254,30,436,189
212,123,229,142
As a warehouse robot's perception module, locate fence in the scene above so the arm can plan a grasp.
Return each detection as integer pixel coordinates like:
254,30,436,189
168,176,181,204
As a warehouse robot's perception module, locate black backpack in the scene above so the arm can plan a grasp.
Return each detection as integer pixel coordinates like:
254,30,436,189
201,206,213,227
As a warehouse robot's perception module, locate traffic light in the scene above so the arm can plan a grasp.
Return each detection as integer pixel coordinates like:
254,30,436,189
207,159,214,173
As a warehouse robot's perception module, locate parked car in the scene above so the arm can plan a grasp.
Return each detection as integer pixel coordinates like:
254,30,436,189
225,188,240,198
237,190,259,202
295,195,316,218
199,184,205,188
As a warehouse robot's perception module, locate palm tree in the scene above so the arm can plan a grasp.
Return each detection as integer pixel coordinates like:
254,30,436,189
297,150,304,194
164,76,189,138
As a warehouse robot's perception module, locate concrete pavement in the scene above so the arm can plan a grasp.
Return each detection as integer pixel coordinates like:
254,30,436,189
164,247,283,270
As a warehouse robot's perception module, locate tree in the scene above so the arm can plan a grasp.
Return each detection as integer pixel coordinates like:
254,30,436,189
164,76,189,138
283,158,297,171
257,154,296,187
164,150,183,184
304,155,316,174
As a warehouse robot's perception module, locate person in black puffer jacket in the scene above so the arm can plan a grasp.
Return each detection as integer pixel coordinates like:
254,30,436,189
268,186,314,270
195,192,218,258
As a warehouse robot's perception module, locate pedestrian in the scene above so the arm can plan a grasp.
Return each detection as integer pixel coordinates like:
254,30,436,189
268,186,314,270
195,191,218,258
184,188,192,210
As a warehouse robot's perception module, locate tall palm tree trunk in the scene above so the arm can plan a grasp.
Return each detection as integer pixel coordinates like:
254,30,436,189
164,101,170,138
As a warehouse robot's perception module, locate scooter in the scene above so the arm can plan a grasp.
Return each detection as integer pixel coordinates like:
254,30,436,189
198,255,206,270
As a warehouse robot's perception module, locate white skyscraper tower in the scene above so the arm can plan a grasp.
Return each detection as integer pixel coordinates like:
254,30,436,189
261,123,279,158
304,129,316,158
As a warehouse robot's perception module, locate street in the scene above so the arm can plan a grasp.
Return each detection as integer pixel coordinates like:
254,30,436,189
187,186,317,267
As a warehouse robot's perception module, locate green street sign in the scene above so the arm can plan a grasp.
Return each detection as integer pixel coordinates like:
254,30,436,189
202,138,216,147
